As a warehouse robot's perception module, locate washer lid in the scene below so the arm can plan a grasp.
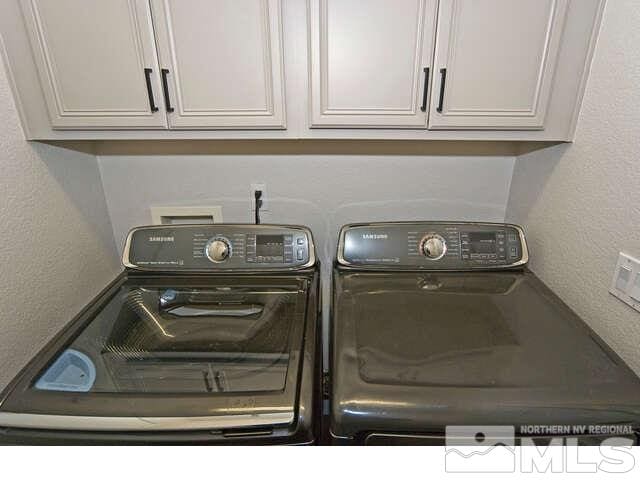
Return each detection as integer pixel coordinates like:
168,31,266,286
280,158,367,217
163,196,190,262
0,275,310,430
331,270,640,437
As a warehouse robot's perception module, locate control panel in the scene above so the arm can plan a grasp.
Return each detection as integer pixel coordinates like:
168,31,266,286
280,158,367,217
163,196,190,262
123,224,315,271
338,222,528,270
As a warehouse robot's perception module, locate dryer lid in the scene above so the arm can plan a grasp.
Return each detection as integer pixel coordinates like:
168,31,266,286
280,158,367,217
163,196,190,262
331,270,640,437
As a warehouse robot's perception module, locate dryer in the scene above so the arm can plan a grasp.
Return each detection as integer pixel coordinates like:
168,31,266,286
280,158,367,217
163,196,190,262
330,222,640,445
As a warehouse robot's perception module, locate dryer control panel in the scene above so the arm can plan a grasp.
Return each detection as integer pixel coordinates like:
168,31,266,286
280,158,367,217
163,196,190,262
124,224,315,271
338,222,528,270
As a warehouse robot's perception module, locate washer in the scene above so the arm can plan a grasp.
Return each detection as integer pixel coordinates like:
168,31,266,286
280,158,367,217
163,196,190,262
330,222,640,445
0,224,321,445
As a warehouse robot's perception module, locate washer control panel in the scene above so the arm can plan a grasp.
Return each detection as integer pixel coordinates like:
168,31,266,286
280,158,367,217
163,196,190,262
124,224,315,271
338,222,527,270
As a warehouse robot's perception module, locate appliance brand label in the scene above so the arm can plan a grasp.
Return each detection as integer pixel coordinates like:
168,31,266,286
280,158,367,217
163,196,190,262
362,233,388,240
148,236,175,242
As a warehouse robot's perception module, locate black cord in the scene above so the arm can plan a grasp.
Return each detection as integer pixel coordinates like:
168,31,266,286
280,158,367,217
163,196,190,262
254,190,263,225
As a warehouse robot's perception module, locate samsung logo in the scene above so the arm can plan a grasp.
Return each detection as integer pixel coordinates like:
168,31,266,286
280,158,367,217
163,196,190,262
149,236,175,242
362,233,388,240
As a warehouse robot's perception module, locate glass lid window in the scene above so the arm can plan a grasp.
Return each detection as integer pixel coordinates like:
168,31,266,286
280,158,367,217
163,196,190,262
33,284,301,394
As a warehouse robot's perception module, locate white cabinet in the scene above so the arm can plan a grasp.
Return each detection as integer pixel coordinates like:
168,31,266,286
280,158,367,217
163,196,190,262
19,0,285,130
3,0,604,139
429,0,569,130
150,0,286,129
308,0,438,128
19,0,167,129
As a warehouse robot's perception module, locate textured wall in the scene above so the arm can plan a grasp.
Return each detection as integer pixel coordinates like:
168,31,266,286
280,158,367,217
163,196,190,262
0,54,120,390
98,154,515,262
507,0,640,373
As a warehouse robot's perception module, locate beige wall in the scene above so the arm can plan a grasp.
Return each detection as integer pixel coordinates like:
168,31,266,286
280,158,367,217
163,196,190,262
0,50,120,390
507,0,640,373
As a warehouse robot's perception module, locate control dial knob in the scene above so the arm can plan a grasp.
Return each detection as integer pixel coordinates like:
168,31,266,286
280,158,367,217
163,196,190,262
420,234,447,260
205,237,231,263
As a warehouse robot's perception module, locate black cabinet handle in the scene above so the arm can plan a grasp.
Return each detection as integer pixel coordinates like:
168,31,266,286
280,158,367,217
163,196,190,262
420,67,429,112
144,68,159,112
161,68,174,113
436,68,447,113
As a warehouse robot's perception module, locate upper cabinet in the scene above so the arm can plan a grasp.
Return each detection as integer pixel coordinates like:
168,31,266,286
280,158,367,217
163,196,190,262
429,0,569,130
19,0,167,129
150,0,286,129
308,0,437,128
309,0,570,130
1,0,605,140
17,0,285,130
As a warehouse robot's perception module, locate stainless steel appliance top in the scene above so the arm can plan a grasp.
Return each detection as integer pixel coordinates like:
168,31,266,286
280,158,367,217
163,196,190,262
123,224,316,272
337,221,528,270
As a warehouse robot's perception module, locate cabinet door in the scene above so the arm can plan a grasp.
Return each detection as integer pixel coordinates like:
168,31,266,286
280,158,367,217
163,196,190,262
150,0,286,129
429,0,569,130
20,0,167,129
308,0,437,128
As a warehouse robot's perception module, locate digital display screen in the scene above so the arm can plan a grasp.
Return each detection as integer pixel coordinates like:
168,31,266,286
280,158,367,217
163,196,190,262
256,235,284,258
469,232,497,254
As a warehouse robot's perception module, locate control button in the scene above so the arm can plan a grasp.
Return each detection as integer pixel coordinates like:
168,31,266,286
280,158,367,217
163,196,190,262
508,233,518,242
205,237,231,263
509,246,518,258
297,249,304,261
297,237,305,245
420,234,447,260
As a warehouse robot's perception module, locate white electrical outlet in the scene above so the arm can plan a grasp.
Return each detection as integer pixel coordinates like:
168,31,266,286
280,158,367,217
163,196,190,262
609,252,640,313
250,183,269,211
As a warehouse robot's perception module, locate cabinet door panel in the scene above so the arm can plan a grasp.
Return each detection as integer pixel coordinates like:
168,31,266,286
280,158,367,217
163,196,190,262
151,0,286,129
308,0,437,128
20,0,167,129
429,0,569,130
